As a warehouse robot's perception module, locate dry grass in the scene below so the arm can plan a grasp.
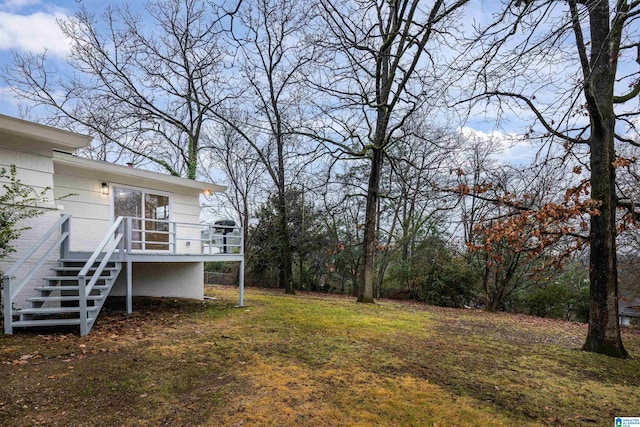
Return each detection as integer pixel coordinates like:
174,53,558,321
1,286,639,426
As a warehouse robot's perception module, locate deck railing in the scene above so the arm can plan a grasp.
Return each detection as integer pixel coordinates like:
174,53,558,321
121,216,243,255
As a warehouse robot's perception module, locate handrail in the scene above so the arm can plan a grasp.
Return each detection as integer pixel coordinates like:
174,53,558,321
78,217,124,278
200,222,243,255
85,235,122,292
3,214,71,335
77,217,124,336
3,214,71,279
9,231,70,301
120,216,243,255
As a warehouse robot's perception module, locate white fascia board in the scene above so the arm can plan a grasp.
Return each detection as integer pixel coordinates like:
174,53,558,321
0,114,91,150
52,151,226,193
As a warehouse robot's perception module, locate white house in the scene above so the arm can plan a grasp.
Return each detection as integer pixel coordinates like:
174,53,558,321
0,114,244,336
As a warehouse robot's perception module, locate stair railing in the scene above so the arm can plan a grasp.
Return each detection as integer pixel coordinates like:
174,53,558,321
3,214,72,334
77,217,124,336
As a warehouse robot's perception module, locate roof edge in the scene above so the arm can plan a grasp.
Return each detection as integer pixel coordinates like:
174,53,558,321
0,114,91,150
53,151,226,193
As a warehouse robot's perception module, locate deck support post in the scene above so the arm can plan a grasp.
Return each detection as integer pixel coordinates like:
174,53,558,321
126,260,133,314
3,276,12,334
236,259,245,308
79,276,88,336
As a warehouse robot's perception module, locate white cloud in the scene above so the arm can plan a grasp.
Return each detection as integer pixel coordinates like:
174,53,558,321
0,10,70,57
0,85,22,117
459,126,535,165
0,0,41,12
0,84,17,103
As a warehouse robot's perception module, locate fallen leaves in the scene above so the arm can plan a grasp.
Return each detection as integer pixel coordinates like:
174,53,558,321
46,373,69,380
0,290,638,427
4,354,42,366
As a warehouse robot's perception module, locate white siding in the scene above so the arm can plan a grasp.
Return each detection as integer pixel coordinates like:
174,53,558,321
111,262,204,300
53,166,111,251
173,192,201,223
172,192,203,254
0,135,62,307
53,162,204,252
0,135,56,201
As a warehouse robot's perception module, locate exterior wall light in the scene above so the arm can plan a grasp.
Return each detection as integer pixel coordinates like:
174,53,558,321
101,182,109,195
203,189,212,197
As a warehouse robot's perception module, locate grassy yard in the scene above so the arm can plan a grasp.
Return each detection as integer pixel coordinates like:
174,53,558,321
1,286,639,426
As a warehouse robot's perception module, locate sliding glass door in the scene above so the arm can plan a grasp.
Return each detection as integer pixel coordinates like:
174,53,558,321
144,193,170,250
113,187,171,251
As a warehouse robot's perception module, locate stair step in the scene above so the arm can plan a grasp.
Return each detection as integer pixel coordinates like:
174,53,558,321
60,259,111,266
35,285,110,292
14,306,100,315
52,267,118,272
43,277,79,283
43,275,114,282
12,317,97,328
12,318,85,327
8,254,122,336
27,295,105,303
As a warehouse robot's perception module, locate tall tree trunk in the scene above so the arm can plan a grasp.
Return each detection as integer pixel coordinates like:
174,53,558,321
277,190,294,294
276,160,294,294
580,1,627,357
186,135,198,180
358,147,384,303
584,121,626,357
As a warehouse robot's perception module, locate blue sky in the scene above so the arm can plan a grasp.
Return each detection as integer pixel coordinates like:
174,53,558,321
0,0,82,115
0,0,567,166
0,0,499,118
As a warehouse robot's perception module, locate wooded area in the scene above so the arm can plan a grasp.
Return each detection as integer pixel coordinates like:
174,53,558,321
3,0,639,358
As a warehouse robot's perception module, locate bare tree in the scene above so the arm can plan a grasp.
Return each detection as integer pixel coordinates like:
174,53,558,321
467,164,574,311
375,124,456,298
213,0,319,293
451,133,521,311
322,174,367,296
5,0,240,179
306,0,469,303
203,121,265,250
460,0,640,357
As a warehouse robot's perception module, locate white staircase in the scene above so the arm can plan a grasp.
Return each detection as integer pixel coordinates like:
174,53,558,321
10,257,122,332
3,215,125,336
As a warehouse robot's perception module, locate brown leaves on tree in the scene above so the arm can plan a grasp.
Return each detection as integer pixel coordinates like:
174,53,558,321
454,179,598,274
612,156,637,169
